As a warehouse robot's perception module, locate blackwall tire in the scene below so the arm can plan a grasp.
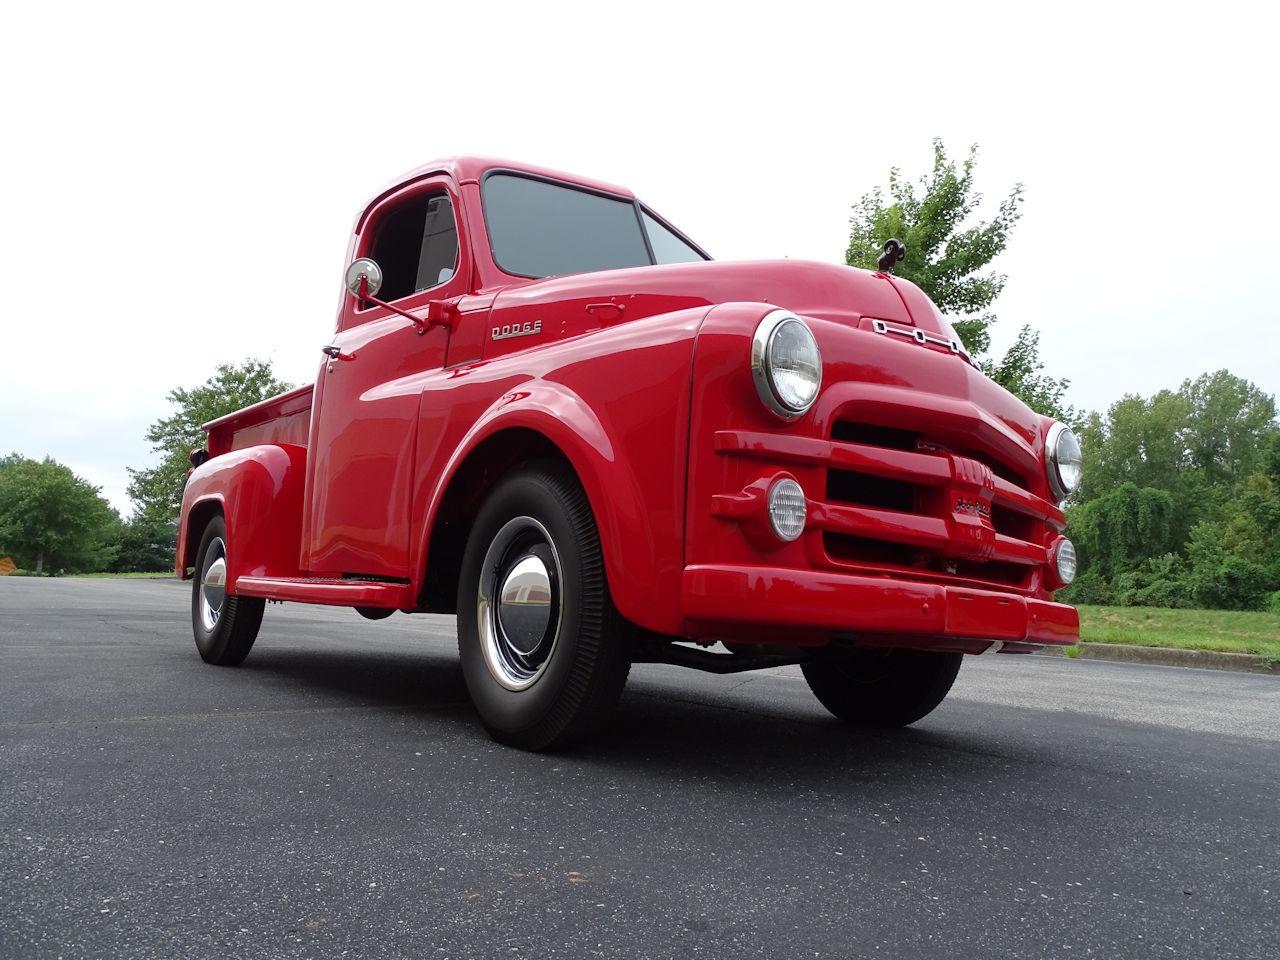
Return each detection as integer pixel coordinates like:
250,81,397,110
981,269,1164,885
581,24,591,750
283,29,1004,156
801,649,962,727
456,463,632,750
191,515,264,667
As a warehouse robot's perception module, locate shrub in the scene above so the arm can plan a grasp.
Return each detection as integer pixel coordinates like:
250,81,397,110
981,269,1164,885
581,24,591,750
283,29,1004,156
1113,553,1193,608
1059,569,1111,605
1186,521,1273,611
1070,483,1177,580
107,517,176,573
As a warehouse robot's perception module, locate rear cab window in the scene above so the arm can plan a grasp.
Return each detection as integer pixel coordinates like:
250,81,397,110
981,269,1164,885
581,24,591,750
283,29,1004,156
482,173,708,279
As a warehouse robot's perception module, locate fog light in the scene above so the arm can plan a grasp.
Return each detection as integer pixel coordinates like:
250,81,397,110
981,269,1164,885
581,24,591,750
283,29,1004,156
767,478,806,542
1054,538,1078,585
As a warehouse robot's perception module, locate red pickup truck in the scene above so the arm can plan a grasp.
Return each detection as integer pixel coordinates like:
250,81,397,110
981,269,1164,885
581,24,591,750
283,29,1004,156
178,157,1082,749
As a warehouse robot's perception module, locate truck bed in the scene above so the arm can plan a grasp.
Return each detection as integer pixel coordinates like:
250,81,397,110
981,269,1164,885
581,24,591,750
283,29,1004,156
201,383,314,457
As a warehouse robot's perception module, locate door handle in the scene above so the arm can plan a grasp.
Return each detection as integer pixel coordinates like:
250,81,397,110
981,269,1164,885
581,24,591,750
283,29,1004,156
585,302,625,321
321,345,356,361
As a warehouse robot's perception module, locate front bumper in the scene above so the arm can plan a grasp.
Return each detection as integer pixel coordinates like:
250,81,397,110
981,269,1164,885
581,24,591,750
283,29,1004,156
682,564,1079,651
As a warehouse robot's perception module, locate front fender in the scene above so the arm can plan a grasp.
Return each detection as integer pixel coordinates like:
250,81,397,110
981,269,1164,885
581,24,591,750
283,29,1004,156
415,308,709,634
177,443,307,589
437,384,651,613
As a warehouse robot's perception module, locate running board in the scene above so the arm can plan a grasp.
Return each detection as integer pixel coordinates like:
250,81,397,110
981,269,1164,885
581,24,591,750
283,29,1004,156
234,576,414,609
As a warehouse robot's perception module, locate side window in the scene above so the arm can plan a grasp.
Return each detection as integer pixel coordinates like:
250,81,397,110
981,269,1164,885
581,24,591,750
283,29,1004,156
483,174,652,278
366,192,458,302
642,210,706,264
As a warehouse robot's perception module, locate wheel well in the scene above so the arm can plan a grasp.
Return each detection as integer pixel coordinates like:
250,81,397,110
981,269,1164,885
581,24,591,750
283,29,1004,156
183,500,223,574
420,428,574,613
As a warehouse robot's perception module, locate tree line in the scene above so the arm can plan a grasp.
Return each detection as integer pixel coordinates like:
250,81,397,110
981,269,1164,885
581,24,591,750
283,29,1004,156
1062,374,1280,611
0,361,290,575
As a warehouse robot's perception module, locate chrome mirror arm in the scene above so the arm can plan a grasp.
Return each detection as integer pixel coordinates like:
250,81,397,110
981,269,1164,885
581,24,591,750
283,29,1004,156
342,259,455,334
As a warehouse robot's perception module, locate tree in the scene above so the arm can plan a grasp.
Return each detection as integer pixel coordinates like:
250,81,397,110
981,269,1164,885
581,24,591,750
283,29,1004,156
107,515,177,573
1261,430,1280,483
1208,472,1280,590
983,325,1077,425
1181,371,1277,489
128,360,293,524
0,455,118,573
1068,482,1178,581
846,139,1072,416
1076,372,1279,548
1078,390,1192,501
1066,370,1280,607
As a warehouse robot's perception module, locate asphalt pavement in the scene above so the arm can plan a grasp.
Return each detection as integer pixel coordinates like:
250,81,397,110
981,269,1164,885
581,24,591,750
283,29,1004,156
1,577,1277,959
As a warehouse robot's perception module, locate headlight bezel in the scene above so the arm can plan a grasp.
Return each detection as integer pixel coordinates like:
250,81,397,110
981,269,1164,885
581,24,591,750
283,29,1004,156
750,310,822,420
1044,421,1082,502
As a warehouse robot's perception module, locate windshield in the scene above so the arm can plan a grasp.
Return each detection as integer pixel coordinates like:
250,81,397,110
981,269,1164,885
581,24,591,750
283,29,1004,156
483,173,707,278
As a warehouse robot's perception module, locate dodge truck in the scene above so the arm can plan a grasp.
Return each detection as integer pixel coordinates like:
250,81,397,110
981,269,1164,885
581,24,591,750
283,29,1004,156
178,157,1082,749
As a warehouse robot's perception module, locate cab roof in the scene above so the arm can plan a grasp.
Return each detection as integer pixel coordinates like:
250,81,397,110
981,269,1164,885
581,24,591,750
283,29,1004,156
362,156,636,216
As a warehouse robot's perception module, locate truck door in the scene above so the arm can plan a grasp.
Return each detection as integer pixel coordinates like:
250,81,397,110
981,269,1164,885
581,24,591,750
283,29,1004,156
304,176,469,579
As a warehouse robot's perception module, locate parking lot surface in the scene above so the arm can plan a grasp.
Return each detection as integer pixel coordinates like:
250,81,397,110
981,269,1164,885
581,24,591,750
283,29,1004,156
2,578,1277,958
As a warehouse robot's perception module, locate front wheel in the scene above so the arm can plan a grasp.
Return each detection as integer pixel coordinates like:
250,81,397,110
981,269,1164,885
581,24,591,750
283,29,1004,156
456,464,632,750
191,515,264,666
801,648,962,727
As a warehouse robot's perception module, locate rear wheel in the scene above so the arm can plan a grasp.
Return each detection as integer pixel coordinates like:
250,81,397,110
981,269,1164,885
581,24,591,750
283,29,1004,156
191,515,264,666
801,648,962,727
457,463,631,750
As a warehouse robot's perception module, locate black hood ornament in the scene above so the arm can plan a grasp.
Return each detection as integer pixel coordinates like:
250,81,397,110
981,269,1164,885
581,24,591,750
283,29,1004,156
877,238,906,273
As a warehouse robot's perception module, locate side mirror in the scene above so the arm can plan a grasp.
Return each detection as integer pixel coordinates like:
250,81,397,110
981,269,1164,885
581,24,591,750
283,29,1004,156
340,256,454,335
344,258,384,298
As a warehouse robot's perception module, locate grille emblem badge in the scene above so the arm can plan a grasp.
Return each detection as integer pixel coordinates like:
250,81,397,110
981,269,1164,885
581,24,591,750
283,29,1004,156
870,318,965,358
953,498,991,519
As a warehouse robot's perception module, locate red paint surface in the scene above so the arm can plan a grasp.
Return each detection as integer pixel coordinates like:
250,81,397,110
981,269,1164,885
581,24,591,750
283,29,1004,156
178,444,307,584
178,157,1079,651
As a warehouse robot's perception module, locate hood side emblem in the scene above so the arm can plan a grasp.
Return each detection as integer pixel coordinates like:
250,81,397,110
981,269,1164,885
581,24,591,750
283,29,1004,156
492,319,542,341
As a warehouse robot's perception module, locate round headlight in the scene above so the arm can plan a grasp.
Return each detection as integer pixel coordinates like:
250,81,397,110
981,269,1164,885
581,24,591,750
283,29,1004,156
1054,538,1078,586
1045,422,1082,501
767,477,807,542
751,311,822,419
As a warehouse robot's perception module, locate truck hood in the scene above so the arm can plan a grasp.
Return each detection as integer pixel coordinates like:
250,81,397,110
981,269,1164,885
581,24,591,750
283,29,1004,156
487,259,1044,450
492,259,940,335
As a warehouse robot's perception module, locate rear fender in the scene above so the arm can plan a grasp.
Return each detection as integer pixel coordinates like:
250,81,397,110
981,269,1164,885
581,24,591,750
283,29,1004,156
177,443,308,590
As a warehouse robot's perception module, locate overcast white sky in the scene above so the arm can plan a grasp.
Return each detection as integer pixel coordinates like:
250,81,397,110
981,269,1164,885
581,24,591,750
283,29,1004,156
2,1,1277,514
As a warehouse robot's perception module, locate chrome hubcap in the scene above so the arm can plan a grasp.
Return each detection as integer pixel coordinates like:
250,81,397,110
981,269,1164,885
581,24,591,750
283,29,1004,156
498,555,554,656
199,538,227,631
477,517,561,690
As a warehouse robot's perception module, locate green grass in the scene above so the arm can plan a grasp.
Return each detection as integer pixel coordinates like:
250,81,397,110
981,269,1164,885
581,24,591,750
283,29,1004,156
1076,604,1280,660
